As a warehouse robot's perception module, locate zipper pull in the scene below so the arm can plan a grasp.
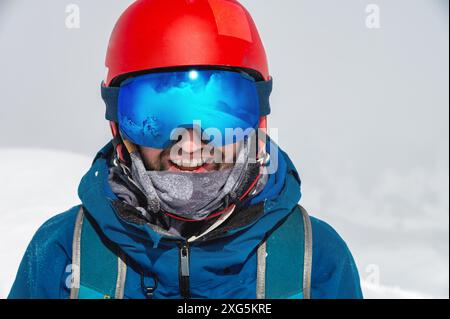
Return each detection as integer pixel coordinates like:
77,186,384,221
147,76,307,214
179,243,191,299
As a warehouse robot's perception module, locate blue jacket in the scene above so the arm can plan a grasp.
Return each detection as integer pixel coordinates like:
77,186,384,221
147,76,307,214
8,141,363,299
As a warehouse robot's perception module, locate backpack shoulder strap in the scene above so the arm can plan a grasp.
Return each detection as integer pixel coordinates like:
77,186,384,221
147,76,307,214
257,205,313,299
70,207,127,299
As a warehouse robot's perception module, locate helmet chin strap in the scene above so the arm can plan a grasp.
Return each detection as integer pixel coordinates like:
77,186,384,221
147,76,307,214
258,116,268,162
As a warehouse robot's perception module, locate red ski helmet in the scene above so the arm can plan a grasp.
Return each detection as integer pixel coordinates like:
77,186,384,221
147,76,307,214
105,0,270,86
103,0,272,160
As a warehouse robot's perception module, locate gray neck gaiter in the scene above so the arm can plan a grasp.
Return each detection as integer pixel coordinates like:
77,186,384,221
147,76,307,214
129,139,252,221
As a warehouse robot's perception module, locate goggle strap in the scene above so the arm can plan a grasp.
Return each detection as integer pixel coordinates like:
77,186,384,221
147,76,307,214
255,77,273,117
101,77,273,122
102,82,120,122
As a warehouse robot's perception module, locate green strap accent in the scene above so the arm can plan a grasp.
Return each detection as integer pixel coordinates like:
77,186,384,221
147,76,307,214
264,205,305,299
71,208,126,299
79,285,112,299
260,205,312,299
79,212,118,299
288,292,304,299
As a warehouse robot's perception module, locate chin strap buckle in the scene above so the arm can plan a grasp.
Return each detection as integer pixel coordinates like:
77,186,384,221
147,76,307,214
257,151,270,166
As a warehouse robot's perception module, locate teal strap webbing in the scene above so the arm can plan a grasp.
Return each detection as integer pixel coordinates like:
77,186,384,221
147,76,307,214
257,205,312,299
70,207,127,299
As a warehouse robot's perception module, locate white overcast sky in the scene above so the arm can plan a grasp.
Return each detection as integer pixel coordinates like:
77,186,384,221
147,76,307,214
0,0,448,298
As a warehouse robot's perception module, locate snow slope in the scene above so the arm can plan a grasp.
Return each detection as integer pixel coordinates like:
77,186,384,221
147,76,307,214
0,149,91,298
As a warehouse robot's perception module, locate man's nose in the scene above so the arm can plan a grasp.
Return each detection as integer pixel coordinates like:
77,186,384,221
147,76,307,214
176,128,203,154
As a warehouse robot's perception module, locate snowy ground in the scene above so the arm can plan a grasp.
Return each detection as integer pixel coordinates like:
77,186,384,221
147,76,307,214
0,148,447,299
0,149,91,298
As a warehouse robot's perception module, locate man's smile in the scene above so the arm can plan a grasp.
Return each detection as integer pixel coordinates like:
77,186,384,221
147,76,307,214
168,157,217,173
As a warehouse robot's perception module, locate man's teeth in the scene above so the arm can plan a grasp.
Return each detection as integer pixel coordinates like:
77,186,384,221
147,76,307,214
172,159,205,168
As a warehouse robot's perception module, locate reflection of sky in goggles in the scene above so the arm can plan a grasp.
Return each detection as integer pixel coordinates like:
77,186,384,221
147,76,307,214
117,70,261,149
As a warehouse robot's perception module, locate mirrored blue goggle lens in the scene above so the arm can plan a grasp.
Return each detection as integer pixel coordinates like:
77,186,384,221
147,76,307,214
117,69,260,149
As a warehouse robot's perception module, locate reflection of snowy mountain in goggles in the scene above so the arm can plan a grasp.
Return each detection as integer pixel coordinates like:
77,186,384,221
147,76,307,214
116,70,264,148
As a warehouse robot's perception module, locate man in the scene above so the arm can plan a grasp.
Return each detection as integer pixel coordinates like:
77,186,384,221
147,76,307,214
9,0,363,299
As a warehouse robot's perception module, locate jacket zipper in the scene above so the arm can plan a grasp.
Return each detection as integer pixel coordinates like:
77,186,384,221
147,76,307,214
178,242,191,299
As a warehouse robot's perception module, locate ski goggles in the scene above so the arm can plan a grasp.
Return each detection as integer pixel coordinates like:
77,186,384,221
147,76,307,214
101,69,273,148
